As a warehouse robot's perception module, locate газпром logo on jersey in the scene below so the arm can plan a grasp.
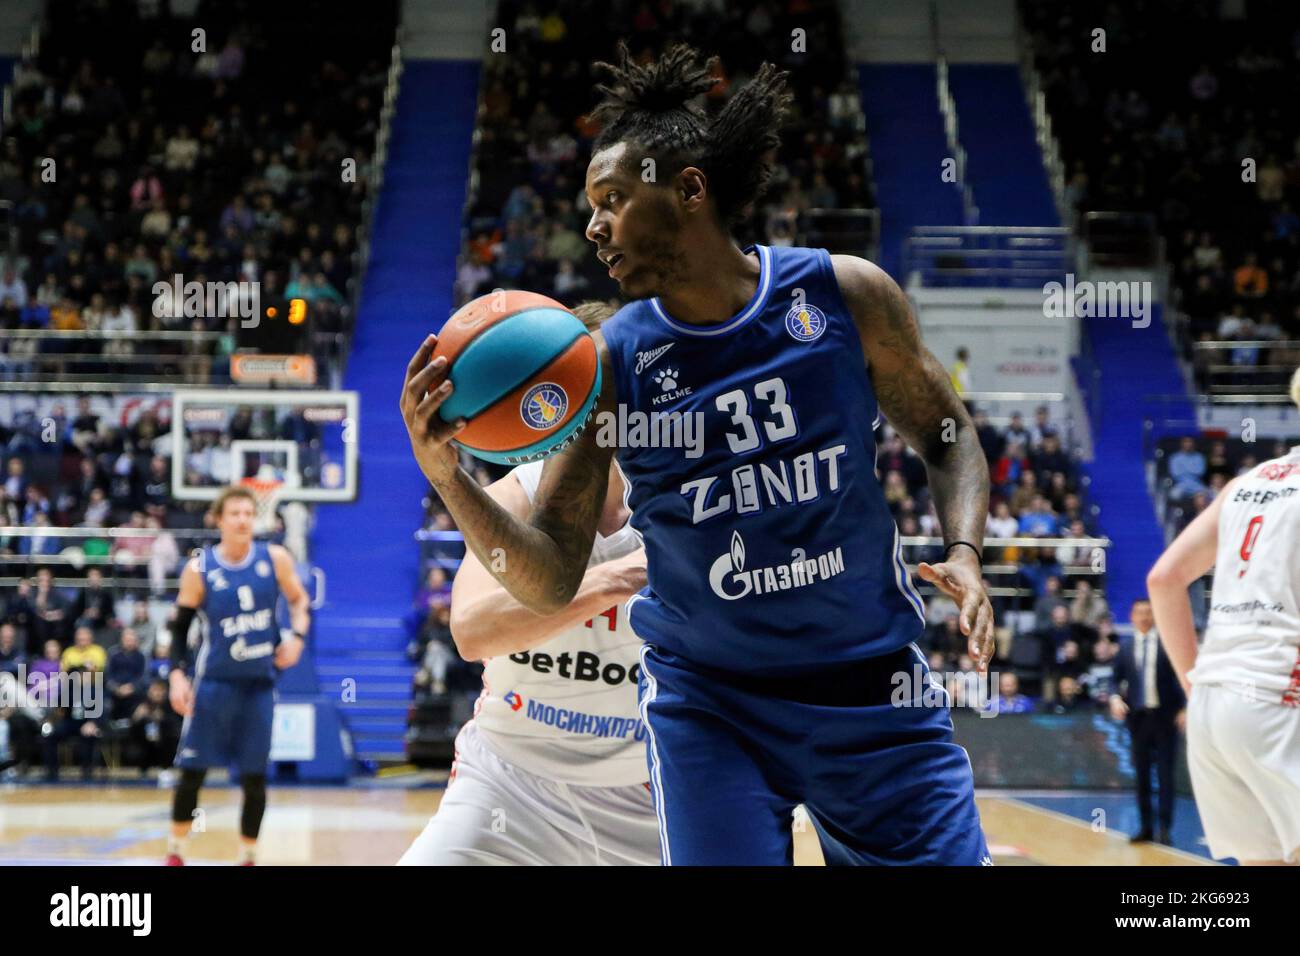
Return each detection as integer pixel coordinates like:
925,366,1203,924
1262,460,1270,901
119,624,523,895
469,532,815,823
708,530,845,600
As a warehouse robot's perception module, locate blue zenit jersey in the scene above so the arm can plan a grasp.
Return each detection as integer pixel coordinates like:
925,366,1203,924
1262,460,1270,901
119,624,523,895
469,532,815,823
195,541,281,682
601,244,925,677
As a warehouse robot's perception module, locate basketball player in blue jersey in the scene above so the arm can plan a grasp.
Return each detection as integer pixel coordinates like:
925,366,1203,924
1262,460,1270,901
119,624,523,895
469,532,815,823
402,44,994,865
164,486,310,866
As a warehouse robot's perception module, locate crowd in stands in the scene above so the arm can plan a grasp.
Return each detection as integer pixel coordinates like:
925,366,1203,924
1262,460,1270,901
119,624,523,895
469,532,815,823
0,564,182,781
0,0,395,381
1154,431,1299,535
455,0,872,308
1022,0,1300,388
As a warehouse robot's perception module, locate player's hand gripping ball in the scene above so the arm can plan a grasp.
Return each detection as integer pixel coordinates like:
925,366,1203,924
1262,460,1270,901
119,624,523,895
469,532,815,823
429,291,601,464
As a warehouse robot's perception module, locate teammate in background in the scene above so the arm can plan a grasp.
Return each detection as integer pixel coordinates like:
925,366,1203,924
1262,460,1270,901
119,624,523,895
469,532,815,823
402,44,993,865
400,302,659,866
1147,367,1300,865
165,487,310,866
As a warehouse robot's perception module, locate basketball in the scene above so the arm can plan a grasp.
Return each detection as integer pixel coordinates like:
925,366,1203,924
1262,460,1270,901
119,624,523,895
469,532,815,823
431,290,602,465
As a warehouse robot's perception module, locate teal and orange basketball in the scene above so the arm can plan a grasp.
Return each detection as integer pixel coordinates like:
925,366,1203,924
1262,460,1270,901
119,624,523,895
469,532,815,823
431,290,601,465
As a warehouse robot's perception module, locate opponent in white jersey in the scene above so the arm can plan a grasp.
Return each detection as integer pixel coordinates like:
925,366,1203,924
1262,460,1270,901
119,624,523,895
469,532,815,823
400,306,658,866
1147,369,1300,865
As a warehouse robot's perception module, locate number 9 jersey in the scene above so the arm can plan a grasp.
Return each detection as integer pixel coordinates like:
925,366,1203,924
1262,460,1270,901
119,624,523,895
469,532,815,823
1193,446,1300,704
193,541,282,682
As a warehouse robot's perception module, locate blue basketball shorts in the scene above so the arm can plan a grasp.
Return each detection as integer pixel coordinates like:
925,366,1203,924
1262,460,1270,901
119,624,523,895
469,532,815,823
636,643,991,865
176,677,276,775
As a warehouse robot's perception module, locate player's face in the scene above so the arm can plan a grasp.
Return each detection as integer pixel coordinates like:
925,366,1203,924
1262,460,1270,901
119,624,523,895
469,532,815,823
584,142,687,300
217,498,256,543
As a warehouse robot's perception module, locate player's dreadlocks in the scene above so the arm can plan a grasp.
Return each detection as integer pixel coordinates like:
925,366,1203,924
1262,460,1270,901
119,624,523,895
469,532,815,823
590,42,793,227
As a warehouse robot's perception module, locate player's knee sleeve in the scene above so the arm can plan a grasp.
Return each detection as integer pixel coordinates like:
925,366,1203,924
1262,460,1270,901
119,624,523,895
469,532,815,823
172,768,207,824
240,773,268,840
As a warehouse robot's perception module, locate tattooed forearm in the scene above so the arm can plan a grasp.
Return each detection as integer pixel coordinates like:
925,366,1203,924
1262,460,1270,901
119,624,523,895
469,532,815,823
834,254,990,551
431,466,588,613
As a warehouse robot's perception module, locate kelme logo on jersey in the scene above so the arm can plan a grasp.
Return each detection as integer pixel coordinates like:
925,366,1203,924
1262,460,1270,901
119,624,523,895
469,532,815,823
785,303,826,342
503,690,523,712
708,530,845,600
650,367,692,406
520,382,568,431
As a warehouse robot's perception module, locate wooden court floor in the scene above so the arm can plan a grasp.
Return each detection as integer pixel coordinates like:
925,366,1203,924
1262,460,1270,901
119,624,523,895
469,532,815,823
0,781,1213,866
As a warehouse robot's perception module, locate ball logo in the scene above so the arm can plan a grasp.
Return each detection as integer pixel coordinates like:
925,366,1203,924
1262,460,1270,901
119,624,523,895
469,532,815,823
521,382,568,431
785,303,827,342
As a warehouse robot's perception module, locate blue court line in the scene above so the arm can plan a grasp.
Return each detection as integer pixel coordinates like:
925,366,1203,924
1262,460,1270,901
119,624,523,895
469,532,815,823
1010,792,1230,863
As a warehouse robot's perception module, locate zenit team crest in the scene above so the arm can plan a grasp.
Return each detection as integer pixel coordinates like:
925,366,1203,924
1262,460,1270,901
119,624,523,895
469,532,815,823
785,303,827,342
520,382,568,430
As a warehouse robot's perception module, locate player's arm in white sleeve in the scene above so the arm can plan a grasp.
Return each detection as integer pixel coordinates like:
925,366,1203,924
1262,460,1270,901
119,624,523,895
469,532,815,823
448,471,646,662
168,555,205,716
1147,477,1236,693
270,544,311,670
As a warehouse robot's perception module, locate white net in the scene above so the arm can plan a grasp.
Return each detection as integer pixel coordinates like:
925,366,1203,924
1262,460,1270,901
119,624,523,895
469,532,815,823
239,475,285,536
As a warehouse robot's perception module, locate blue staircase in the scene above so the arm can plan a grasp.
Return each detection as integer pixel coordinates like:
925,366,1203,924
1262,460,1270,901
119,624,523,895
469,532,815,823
857,64,965,278
1082,305,1193,613
310,59,480,761
947,65,1058,227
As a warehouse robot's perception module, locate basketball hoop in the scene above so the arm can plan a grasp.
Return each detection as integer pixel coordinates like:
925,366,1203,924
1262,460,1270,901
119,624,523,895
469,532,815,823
240,476,285,535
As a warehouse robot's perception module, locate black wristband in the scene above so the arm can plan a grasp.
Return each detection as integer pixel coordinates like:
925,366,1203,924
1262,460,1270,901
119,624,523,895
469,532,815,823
944,540,983,567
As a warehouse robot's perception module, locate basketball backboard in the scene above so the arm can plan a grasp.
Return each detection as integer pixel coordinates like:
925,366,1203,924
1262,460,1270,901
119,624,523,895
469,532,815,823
171,389,358,502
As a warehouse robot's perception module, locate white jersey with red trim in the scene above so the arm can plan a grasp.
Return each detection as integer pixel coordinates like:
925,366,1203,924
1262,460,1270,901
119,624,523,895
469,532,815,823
1191,446,1300,704
471,461,649,786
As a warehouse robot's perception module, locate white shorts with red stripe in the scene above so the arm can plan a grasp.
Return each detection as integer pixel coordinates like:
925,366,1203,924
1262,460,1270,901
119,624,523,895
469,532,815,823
1187,682,1300,863
397,720,661,866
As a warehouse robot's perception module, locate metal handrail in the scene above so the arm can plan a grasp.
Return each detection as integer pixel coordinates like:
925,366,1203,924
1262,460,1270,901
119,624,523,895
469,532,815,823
935,56,977,225
0,329,223,342
1013,9,1069,227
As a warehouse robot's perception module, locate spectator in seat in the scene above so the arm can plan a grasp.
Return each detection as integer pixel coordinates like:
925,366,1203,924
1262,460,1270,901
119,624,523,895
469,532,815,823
1081,634,1120,706
145,635,172,683
41,659,104,782
1045,675,1084,714
1005,411,1031,449
1009,470,1039,515
989,672,1035,715
1019,547,1064,598
1030,433,1070,482
106,627,147,720
1167,437,1208,499
1054,518,1085,565
1028,406,1057,446
985,500,1018,539
62,625,107,673
1070,578,1110,628
0,670,40,776
1018,494,1060,538
127,679,181,775
29,569,69,652
1033,576,1067,630
0,624,24,676
972,408,1004,463
1232,252,1268,299
70,567,115,637
993,438,1028,492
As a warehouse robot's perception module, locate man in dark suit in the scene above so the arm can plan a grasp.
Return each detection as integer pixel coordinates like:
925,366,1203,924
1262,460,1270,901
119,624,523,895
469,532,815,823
1110,598,1186,845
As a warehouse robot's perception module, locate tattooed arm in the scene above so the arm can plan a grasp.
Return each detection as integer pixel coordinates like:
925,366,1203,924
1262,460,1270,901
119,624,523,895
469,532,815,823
832,256,995,668
400,331,617,615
